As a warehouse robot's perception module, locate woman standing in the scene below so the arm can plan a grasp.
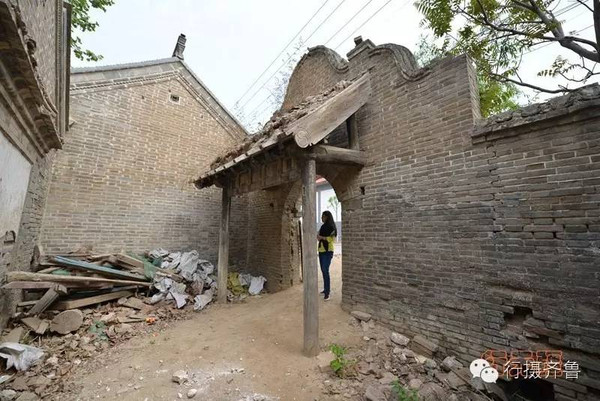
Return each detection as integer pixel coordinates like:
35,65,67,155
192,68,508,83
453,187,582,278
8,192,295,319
317,210,337,301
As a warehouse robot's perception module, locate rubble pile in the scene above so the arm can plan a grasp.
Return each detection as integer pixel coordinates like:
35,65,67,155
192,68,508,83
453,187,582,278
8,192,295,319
210,80,352,169
0,246,265,400
319,313,504,401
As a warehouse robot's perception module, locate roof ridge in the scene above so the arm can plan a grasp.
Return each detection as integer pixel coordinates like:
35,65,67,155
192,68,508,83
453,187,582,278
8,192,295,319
71,57,180,74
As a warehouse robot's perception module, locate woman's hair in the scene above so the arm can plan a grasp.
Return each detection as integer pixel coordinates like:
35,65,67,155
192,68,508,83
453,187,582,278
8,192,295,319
322,211,335,223
320,211,337,238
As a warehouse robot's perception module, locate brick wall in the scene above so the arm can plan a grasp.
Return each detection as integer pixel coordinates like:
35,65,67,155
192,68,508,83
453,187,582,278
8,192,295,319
41,61,246,266
247,41,600,398
0,0,66,328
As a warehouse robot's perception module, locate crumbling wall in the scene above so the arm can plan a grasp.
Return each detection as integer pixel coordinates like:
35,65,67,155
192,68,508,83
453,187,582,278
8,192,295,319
41,69,245,266
260,41,600,398
0,0,66,328
243,185,296,292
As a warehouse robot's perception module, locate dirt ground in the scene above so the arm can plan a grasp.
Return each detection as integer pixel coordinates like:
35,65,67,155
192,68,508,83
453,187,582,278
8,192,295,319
66,256,359,401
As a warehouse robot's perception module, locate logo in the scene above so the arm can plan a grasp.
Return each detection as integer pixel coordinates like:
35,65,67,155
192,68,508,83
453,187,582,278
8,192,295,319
470,359,499,383
471,350,581,381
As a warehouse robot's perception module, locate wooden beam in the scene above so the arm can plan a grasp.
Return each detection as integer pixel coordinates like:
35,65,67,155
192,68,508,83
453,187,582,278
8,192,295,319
114,254,144,269
28,284,67,315
6,271,151,287
3,280,110,290
51,290,134,310
290,73,371,148
346,113,360,150
310,145,365,166
53,256,147,281
301,157,319,356
217,181,231,303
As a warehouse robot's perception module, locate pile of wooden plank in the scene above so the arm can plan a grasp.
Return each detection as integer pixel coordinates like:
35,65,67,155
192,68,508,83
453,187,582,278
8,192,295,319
3,251,152,318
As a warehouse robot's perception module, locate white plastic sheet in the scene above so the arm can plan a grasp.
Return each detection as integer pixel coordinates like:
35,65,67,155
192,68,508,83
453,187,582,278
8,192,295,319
177,251,199,281
0,343,44,371
248,276,267,295
194,289,214,311
238,273,252,287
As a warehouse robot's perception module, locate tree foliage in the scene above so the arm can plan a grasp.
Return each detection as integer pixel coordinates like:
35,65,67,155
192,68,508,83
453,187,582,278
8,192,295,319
414,35,519,116
415,0,600,104
71,0,115,61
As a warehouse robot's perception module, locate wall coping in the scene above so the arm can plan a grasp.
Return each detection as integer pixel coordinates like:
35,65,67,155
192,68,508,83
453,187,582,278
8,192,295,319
472,84,600,141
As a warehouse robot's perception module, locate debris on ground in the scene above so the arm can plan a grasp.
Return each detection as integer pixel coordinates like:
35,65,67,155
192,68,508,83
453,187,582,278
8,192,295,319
172,370,189,384
318,313,504,401
227,272,267,301
0,343,44,371
0,246,220,399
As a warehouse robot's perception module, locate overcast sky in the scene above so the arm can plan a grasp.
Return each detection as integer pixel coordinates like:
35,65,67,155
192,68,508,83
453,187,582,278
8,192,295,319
72,0,597,131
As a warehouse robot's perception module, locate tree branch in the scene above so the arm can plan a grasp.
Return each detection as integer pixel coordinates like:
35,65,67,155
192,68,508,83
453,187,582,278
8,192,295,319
527,0,599,61
576,0,594,13
594,0,600,52
490,72,575,93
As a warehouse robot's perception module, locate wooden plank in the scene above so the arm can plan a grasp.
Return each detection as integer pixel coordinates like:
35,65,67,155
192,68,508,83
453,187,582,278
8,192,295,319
88,254,113,261
53,256,147,281
115,254,144,269
217,182,231,304
310,145,365,166
346,113,360,150
301,158,319,356
290,73,371,148
21,317,42,331
51,290,134,310
28,285,67,315
6,271,151,287
17,300,39,307
4,280,111,290
37,267,60,274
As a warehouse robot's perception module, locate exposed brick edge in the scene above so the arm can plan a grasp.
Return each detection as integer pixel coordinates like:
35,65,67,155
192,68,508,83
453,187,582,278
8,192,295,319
472,84,600,141
368,43,429,82
300,45,349,73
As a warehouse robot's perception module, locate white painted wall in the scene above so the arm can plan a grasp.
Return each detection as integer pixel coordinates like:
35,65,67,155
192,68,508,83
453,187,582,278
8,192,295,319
0,134,31,236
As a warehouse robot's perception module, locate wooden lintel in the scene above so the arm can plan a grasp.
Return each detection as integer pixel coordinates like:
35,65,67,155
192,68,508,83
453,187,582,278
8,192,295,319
309,145,365,166
290,73,371,148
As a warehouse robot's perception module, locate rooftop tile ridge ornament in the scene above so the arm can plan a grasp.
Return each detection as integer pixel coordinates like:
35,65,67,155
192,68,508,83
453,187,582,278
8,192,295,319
172,33,186,60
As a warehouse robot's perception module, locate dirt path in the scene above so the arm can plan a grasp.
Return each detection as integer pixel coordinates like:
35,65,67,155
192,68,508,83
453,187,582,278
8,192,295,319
67,256,358,401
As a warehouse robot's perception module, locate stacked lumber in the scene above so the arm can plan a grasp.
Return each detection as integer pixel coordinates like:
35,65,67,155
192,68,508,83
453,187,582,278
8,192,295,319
3,251,152,320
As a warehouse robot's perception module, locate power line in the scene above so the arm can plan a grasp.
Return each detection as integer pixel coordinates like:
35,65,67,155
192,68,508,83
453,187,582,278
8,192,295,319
235,0,331,105
247,0,378,123
238,0,350,111
333,0,396,50
324,0,374,46
523,24,594,54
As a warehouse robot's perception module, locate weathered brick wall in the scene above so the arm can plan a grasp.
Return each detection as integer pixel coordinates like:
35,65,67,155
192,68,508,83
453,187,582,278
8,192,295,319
250,41,600,398
41,62,246,265
0,0,65,328
15,0,58,102
241,185,297,291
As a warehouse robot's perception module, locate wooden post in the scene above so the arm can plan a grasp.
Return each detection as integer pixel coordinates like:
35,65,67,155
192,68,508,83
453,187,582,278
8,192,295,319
346,113,360,150
301,157,319,356
217,181,231,304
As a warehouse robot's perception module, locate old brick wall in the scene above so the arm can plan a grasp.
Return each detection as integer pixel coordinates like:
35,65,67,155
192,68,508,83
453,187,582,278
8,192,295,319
41,61,247,266
0,0,66,328
248,40,600,398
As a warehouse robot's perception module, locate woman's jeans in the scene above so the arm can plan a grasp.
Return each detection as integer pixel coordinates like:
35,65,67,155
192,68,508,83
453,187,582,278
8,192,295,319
319,251,333,296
